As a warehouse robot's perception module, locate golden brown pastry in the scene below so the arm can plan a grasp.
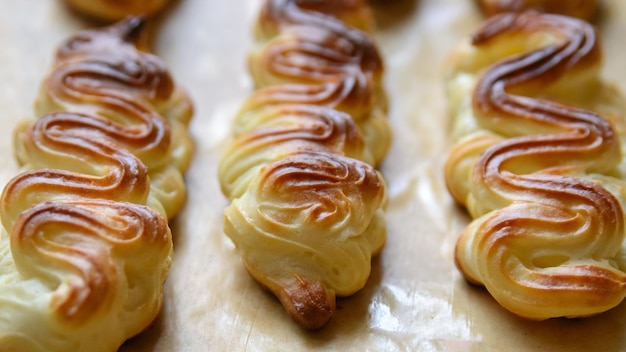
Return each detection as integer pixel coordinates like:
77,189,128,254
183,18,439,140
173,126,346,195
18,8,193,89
478,0,597,19
255,0,377,39
247,0,390,166
32,17,194,218
64,0,168,22
0,17,192,351
218,0,389,329
444,12,626,319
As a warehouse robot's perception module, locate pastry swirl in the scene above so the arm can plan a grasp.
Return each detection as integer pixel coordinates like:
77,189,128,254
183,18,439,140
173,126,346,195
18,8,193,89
219,105,372,199
11,200,170,325
225,150,385,302
445,12,626,319
33,17,193,217
3,112,151,231
63,0,169,22
218,0,389,329
247,0,390,165
0,17,192,351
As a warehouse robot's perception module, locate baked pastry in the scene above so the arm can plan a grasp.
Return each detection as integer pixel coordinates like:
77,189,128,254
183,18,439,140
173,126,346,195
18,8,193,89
444,12,626,319
0,17,192,351
478,0,597,19
64,0,168,22
247,0,390,167
218,0,390,329
32,16,194,219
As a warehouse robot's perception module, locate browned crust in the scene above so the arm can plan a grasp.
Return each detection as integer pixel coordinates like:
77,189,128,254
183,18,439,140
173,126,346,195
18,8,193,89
478,0,598,20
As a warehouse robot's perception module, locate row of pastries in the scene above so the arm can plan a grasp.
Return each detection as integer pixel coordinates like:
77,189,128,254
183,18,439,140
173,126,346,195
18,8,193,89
0,1,191,351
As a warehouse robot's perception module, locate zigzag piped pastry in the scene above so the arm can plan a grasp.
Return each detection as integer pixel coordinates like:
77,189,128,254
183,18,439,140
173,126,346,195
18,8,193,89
444,11,626,319
0,17,193,351
218,0,390,329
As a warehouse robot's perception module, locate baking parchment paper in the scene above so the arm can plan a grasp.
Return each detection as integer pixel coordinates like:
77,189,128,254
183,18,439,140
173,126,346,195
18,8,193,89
1,0,626,351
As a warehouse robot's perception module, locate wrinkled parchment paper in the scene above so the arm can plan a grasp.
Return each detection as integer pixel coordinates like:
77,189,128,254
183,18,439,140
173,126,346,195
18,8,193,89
2,0,626,351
